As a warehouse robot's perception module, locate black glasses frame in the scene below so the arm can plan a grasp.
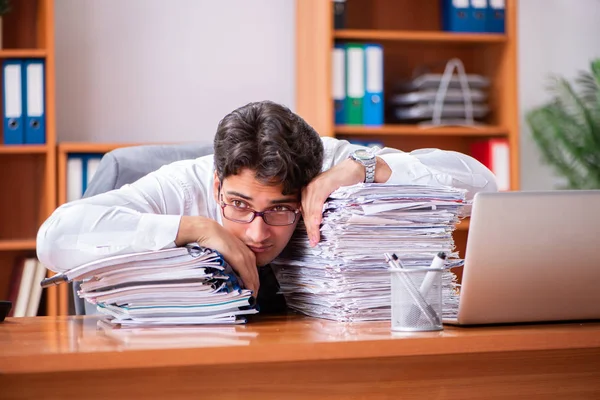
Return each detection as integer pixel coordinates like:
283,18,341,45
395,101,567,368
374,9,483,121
219,195,300,226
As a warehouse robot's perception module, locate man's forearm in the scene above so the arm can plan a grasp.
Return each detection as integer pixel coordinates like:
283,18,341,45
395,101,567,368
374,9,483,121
175,215,213,247
37,202,181,273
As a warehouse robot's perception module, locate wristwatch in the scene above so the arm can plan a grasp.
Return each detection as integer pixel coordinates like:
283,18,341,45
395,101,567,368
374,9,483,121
349,149,377,183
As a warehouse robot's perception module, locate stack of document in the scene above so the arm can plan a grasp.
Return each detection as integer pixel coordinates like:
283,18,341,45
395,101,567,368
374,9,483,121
272,184,466,322
69,244,257,326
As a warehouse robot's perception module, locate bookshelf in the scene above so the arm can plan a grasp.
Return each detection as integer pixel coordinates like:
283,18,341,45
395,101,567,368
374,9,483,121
296,0,520,264
0,0,56,315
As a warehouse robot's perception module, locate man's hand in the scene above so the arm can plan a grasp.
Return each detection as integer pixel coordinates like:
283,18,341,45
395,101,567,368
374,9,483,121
302,158,364,247
302,157,392,247
176,216,259,295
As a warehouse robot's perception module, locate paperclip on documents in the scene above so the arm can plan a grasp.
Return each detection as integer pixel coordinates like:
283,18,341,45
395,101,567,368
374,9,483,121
272,184,466,322
67,244,257,326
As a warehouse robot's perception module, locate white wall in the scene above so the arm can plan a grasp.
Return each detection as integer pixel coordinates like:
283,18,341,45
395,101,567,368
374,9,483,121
55,0,295,145
55,0,600,189
518,0,600,190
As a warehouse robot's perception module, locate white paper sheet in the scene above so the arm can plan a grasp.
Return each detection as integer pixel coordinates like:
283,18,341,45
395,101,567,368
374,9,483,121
272,183,467,322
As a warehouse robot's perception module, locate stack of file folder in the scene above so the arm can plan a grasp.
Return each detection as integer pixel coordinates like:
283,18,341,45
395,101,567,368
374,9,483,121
390,71,491,125
272,184,466,322
65,244,257,326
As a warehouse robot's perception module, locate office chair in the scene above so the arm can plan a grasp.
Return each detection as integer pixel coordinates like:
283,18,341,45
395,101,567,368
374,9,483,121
73,143,215,315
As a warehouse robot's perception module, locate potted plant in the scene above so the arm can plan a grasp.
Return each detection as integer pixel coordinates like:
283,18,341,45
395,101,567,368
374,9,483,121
526,59,600,189
0,0,10,49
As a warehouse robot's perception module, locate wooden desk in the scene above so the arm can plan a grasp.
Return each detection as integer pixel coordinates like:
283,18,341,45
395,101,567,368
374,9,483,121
1,315,600,399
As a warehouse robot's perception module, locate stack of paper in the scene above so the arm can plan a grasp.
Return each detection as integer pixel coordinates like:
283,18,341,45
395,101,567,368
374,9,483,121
272,184,466,322
69,244,257,326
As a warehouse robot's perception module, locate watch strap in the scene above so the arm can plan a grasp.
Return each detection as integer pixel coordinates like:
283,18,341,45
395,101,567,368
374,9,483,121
349,150,377,184
364,161,375,183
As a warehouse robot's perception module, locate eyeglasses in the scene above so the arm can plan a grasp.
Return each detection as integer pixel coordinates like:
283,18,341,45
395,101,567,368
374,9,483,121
220,195,301,226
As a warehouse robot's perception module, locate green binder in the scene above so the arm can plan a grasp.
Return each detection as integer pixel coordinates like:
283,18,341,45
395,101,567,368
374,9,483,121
344,43,364,125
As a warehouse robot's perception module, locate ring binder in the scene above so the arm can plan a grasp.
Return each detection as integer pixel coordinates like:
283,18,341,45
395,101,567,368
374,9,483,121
2,60,25,145
40,273,68,288
185,243,208,258
45,244,258,325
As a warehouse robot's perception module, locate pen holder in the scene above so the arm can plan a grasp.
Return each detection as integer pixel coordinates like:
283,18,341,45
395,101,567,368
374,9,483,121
390,267,443,332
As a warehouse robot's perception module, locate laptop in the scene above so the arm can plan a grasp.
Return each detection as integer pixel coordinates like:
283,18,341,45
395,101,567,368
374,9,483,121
444,190,600,326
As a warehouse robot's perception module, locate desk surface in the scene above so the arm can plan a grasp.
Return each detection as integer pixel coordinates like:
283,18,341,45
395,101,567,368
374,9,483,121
2,314,600,374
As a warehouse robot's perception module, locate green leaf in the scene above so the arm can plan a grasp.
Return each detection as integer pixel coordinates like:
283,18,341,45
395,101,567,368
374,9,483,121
527,60,600,189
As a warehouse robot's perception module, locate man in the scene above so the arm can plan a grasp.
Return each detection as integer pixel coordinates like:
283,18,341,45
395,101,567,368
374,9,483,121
37,101,497,311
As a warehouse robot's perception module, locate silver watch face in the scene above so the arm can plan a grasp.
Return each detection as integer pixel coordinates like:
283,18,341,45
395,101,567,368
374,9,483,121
353,149,374,161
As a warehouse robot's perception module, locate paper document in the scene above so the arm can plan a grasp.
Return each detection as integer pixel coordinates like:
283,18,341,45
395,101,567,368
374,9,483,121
70,244,257,326
272,183,467,322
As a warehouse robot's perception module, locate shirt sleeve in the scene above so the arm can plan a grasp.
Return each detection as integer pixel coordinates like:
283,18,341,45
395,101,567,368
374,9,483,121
321,136,498,200
36,159,210,273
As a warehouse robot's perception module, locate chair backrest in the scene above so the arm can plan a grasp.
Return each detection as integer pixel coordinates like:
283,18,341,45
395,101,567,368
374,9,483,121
83,143,215,198
74,143,214,315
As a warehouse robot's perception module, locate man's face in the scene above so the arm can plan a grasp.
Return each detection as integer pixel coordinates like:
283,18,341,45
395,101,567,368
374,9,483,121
213,168,300,266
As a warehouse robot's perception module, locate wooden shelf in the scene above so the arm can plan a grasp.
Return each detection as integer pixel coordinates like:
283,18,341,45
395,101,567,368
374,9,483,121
0,145,48,154
333,30,507,43
0,49,46,58
335,125,508,137
58,142,148,154
0,0,57,316
0,239,37,251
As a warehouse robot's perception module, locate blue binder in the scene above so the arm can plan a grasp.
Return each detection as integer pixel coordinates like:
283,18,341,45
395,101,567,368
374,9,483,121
2,60,24,145
363,43,383,126
486,0,505,33
441,0,471,32
23,59,46,144
470,0,488,33
332,44,346,124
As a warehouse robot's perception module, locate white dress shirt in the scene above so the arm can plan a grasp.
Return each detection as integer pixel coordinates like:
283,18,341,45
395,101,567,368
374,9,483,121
36,137,497,273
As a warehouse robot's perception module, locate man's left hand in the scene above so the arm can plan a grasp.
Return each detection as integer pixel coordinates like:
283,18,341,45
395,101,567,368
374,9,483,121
301,157,391,247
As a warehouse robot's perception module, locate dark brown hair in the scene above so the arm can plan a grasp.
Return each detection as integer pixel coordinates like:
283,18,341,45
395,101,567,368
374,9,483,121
213,101,324,195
